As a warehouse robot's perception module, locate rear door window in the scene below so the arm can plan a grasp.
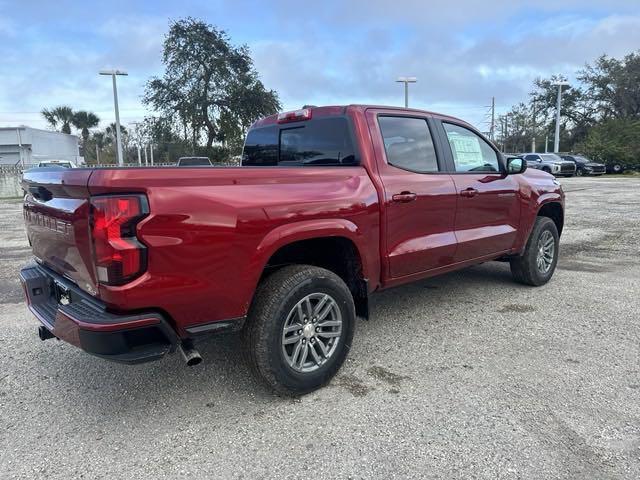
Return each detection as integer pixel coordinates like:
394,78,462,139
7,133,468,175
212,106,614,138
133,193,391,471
378,116,439,173
242,117,356,166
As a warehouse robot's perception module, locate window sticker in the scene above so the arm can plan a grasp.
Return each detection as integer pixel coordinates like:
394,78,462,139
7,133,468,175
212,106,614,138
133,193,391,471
447,132,483,167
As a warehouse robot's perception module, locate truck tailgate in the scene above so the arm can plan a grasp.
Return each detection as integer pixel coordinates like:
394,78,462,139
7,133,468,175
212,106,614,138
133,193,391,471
22,169,98,296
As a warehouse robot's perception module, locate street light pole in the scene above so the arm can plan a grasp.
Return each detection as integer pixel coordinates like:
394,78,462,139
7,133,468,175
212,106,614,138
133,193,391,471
553,81,570,153
99,69,128,166
130,121,142,166
396,77,417,108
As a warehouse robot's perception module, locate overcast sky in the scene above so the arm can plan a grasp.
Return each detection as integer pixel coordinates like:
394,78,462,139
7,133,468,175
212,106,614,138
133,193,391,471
1,0,639,132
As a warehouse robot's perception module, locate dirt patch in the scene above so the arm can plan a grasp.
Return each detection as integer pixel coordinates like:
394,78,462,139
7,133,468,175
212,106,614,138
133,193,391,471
498,304,536,313
367,366,409,386
336,374,371,397
558,260,612,273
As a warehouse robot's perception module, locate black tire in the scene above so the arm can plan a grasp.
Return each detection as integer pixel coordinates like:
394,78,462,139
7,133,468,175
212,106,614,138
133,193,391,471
542,167,551,173
243,265,355,396
510,217,559,286
576,168,583,176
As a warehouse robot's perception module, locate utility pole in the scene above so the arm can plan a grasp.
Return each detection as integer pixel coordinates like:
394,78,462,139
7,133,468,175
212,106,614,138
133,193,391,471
150,144,154,166
553,81,570,153
545,134,549,153
503,114,509,153
396,77,417,108
490,97,496,141
96,144,100,164
531,101,536,152
16,128,24,168
130,121,143,166
99,69,128,166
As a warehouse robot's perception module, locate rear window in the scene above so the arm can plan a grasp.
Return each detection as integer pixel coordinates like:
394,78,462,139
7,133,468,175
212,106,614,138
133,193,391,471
39,162,71,168
178,157,211,166
242,117,357,166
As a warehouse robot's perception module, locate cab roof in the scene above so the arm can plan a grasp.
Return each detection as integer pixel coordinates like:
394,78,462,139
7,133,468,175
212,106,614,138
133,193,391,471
250,105,473,130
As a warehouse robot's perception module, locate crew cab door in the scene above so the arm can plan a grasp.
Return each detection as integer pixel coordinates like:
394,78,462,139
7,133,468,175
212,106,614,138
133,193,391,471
435,120,520,262
365,109,457,279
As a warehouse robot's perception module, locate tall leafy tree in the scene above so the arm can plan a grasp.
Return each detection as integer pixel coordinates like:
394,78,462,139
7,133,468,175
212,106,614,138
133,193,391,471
41,106,75,134
578,52,640,120
144,18,280,150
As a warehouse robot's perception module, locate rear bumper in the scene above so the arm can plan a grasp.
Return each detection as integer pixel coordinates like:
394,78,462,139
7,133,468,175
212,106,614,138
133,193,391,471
20,264,178,364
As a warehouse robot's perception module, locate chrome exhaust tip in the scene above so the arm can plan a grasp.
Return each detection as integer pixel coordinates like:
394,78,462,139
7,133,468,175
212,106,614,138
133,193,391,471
178,340,202,366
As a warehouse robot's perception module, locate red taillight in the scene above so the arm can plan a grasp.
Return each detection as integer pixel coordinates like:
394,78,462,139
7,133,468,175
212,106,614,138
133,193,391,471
277,108,312,124
90,195,149,286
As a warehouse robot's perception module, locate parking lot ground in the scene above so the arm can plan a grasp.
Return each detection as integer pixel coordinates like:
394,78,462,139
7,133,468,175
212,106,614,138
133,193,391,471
1,176,639,479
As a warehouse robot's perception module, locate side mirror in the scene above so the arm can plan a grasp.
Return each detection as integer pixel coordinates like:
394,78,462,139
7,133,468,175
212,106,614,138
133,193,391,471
507,157,527,175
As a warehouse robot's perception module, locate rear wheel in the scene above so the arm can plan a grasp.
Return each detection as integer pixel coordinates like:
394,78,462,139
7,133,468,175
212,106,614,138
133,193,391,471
243,265,355,396
510,217,559,286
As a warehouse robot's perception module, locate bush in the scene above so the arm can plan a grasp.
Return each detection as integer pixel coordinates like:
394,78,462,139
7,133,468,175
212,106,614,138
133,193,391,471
577,118,640,167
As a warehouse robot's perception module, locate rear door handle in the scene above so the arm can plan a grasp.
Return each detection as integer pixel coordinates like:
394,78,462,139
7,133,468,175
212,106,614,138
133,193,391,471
460,188,478,198
392,192,417,203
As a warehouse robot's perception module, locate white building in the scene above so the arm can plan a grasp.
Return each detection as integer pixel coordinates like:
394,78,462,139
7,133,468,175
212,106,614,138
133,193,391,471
0,127,81,166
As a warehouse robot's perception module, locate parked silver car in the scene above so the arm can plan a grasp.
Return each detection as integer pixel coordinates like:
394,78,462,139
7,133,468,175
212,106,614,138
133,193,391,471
521,153,576,177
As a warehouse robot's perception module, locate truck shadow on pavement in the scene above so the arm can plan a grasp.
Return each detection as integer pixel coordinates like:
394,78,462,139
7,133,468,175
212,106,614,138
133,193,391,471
33,261,526,416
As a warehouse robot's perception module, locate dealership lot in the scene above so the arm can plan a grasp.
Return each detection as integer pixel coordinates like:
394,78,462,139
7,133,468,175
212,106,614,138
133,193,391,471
1,176,639,479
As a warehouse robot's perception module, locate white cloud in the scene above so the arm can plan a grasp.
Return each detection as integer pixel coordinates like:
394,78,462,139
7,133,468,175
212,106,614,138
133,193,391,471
1,1,639,131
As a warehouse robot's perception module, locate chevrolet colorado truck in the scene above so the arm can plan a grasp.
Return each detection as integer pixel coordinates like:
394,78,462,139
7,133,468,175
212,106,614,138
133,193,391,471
20,105,564,395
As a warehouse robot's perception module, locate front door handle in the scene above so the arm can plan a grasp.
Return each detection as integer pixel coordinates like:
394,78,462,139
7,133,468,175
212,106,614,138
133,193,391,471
460,188,479,198
392,192,417,203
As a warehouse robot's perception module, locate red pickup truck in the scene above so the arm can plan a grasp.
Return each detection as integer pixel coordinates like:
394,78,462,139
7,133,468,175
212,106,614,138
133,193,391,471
20,105,564,395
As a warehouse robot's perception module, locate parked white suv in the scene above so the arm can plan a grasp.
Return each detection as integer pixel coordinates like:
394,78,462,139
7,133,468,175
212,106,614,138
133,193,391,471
521,153,576,177
37,160,75,168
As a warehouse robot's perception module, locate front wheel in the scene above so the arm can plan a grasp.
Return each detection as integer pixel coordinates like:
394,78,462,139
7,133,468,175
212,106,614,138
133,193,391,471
576,169,583,176
243,265,355,396
510,217,559,286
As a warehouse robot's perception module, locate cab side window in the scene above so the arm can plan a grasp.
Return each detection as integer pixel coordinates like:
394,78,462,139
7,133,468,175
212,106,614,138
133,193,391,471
378,116,439,173
443,123,500,173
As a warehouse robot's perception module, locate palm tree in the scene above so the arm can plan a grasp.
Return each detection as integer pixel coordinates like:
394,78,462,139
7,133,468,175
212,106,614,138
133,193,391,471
93,131,114,164
106,122,127,139
73,111,100,162
71,111,100,145
41,108,58,129
40,106,74,134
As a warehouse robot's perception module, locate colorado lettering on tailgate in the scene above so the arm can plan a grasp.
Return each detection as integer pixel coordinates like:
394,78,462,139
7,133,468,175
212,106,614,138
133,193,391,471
24,208,72,237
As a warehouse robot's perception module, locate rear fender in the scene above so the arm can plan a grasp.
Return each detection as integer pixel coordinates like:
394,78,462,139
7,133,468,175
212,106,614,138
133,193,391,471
245,218,374,306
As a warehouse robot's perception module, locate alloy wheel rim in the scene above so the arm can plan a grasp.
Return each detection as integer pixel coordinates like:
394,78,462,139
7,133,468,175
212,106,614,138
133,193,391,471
536,230,555,274
281,293,342,373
